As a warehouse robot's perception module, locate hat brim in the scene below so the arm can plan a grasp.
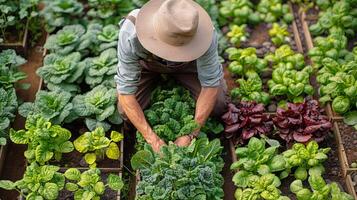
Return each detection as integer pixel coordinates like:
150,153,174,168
136,0,214,62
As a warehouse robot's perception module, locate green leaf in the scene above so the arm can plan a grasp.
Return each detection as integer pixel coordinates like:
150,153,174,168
0,138,7,146
57,141,74,153
9,129,27,144
35,145,54,163
107,174,123,191
94,181,105,195
106,142,120,160
84,153,97,165
131,150,154,170
344,111,357,126
290,180,303,193
65,182,79,192
0,180,15,190
64,168,81,181
42,182,59,200
110,131,123,142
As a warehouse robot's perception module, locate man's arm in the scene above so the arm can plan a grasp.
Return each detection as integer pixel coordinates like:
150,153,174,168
118,94,165,152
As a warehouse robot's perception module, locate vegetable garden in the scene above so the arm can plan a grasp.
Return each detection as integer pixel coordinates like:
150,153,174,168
0,0,356,199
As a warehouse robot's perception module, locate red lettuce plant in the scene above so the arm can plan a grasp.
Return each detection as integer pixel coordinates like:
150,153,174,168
273,99,332,143
221,102,273,144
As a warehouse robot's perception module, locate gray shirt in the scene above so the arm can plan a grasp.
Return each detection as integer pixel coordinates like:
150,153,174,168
115,9,223,95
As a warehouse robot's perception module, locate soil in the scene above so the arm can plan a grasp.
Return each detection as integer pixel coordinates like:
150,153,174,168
58,172,120,200
222,137,236,200
0,31,47,199
338,122,357,167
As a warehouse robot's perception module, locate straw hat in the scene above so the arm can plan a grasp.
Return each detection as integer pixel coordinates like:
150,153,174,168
136,0,214,62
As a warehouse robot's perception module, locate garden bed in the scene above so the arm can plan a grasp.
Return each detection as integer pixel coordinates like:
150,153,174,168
346,173,357,199
0,19,29,57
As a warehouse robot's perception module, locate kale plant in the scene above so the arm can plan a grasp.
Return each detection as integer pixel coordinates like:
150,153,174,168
10,115,74,164
72,85,122,131
19,89,74,124
0,162,65,200
64,168,123,200
74,127,123,168
131,138,224,200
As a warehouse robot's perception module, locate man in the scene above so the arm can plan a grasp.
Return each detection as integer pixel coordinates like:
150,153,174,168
115,0,227,153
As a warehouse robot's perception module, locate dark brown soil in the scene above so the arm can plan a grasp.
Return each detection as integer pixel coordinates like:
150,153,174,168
58,172,120,200
222,137,236,200
0,31,47,199
338,122,357,167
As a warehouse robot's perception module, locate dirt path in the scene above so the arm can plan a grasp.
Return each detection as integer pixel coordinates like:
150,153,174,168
0,33,45,199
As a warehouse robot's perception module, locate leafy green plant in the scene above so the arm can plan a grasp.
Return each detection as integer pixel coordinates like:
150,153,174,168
141,86,198,142
309,1,357,37
44,24,86,55
231,77,270,105
265,45,306,70
87,0,134,25
64,168,123,200
72,85,122,131
0,87,17,145
226,47,268,78
219,0,261,26
226,24,249,47
83,48,117,89
231,137,287,184
73,127,123,168
37,53,85,94
19,89,74,124
308,30,353,69
0,49,27,89
97,24,118,51
9,115,74,164
0,162,65,200
0,0,40,43
283,141,330,180
290,174,354,200
268,65,314,103
234,173,290,200
269,23,290,47
132,138,224,200
41,0,84,33
257,0,293,24
317,58,357,114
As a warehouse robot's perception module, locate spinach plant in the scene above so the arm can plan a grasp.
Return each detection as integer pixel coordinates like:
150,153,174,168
226,24,249,47
0,162,65,200
269,23,290,47
257,0,293,23
132,138,224,200
231,77,270,105
74,127,123,168
10,115,74,164
64,168,123,200
219,0,261,26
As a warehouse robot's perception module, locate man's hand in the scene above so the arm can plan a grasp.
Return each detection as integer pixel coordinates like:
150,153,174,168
174,135,192,147
147,133,166,153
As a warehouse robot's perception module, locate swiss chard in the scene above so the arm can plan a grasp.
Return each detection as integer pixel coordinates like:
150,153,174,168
73,127,123,168
9,115,74,164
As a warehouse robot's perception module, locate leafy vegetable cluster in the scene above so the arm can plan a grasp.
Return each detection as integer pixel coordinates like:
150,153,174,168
226,24,249,47
269,23,290,47
219,0,261,26
64,168,123,200
132,138,224,200
74,127,123,168
231,76,270,105
273,99,332,143
10,115,74,164
0,49,27,89
265,45,306,70
309,0,357,37
0,88,17,145
0,162,65,200
256,0,294,24
222,102,273,143
226,47,268,79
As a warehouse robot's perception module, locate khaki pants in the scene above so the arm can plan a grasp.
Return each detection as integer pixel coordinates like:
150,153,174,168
118,57,228,121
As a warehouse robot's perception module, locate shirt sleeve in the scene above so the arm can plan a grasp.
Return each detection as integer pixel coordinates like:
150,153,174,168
196,31,223,88
114,23,142,95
